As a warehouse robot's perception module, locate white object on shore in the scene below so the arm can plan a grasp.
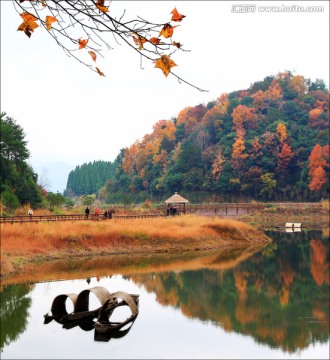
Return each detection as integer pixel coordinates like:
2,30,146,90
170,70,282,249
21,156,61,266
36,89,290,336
285,222,302,228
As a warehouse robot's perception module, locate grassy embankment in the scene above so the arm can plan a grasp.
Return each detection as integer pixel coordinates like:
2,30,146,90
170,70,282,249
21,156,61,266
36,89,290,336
237,200,330,231
1,215,270,278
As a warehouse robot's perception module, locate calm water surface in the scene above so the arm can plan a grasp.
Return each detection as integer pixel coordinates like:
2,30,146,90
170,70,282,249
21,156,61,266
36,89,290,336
1,230,329,359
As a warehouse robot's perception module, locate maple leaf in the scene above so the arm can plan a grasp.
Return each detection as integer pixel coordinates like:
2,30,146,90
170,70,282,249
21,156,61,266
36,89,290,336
41,0,46,7
96,67,105,76
78,38,88,49
159,23,178,39
17,21,39,38
96,4,109,13
154,55,177,77
173,41,182,49
20,12,38,22
45,16,58,30
149,37,160,45
171,7,186,22
18,13,39,38
88,51,97,62
132,34,146,50
95,0,108,12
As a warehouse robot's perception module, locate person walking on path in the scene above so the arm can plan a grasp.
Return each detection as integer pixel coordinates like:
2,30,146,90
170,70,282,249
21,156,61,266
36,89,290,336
85,206,90,219
94,207,100,220
28,208,33,221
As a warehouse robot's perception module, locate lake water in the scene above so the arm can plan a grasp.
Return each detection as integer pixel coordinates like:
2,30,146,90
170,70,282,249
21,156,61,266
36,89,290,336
1,230,329,359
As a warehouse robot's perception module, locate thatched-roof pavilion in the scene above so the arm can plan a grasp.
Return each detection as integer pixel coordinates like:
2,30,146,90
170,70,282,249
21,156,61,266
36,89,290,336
164,192,189,215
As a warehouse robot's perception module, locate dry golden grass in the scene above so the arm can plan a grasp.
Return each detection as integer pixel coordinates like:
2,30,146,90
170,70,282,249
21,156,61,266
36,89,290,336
320,199,329,211
1,215,270,278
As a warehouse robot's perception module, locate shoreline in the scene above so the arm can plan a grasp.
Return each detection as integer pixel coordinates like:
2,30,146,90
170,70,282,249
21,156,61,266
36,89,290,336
1,207,329,281
1,242,269,285
1,215,271,280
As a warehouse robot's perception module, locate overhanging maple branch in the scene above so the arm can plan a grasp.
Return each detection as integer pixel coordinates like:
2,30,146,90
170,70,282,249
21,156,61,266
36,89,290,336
12,0,208,92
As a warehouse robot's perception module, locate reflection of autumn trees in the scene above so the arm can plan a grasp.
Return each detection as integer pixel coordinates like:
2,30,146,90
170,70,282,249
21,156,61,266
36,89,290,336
310,239,329,286
129,231,329,352
0,284,34,350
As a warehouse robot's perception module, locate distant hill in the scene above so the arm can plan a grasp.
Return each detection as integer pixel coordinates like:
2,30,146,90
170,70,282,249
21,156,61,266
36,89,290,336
64,160,117,196
65,72,329,203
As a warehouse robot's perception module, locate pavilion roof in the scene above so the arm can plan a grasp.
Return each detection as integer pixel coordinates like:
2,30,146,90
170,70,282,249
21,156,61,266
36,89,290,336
164,192,189,204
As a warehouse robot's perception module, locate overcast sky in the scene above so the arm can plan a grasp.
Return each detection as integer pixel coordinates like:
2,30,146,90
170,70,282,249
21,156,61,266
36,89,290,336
1,1,329,169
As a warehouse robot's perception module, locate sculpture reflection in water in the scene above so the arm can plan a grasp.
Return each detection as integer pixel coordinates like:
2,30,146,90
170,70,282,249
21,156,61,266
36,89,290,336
43,286,139,342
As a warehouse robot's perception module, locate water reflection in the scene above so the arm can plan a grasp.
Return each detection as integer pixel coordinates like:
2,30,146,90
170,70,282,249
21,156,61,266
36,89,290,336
0,230,329,359
0,284,34,350
126,230,329,353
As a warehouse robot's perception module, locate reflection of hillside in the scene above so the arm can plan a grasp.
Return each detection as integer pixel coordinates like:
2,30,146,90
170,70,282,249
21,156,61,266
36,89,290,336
127,231,329,353
1,243,267,287
0,284,34,351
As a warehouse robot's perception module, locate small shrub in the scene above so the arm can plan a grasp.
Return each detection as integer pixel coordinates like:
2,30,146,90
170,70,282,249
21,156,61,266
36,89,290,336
53,208,65,215
142,200,153,209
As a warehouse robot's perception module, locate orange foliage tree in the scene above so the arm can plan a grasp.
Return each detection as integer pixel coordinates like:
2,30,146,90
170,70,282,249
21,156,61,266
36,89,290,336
308,144,329,191
232,105,258,136
231,137,248,177
249,137,263,163
13,0,207,91
276,122,288,144
289,75,307,97
309,167,327,191
308,108,327,129
275,122,293,177
252,81,282,110
176,105,207,136
276,143,294,175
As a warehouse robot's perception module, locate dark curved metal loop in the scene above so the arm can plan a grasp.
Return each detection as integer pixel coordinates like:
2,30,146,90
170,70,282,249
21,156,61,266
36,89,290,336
74,286,113,313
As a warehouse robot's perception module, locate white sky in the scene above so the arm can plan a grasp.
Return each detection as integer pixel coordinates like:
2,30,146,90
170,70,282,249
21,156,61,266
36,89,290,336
1,1,329,168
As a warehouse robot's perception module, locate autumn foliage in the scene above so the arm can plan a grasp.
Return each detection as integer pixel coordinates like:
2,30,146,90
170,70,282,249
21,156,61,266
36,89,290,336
14,1,205,90
308,144,329,191
65,71,328,202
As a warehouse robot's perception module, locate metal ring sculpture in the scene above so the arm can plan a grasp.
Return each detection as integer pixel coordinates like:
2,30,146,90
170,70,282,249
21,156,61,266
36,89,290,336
44,286,139,341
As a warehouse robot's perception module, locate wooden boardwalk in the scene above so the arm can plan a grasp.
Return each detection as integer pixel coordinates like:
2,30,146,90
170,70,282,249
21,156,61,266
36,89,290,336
0,213,166,224
0,205,264,224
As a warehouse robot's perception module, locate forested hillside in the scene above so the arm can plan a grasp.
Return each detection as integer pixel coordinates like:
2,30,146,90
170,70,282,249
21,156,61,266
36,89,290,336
65,160,117,196
65,72,329,203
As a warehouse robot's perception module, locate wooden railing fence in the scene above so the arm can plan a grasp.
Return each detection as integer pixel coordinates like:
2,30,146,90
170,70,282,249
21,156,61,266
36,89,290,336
0,205,265,224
